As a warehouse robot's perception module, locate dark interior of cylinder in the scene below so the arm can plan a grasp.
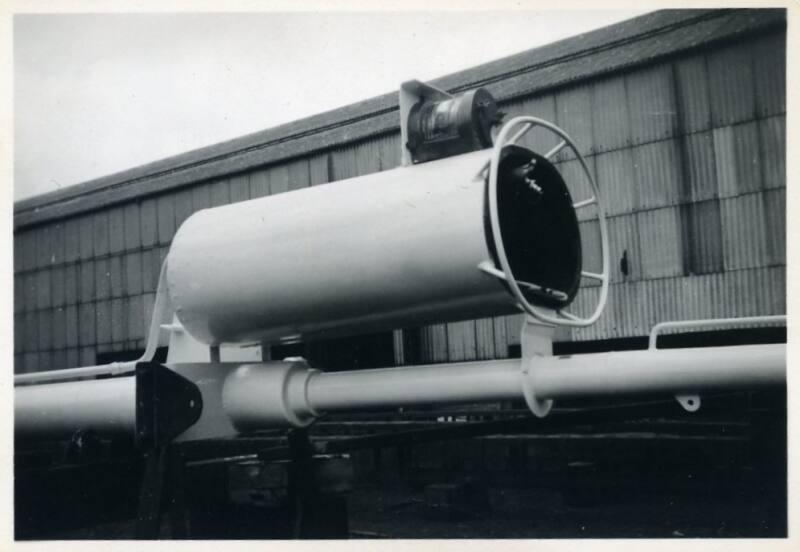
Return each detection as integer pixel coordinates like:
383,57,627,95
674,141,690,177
484,145,582,309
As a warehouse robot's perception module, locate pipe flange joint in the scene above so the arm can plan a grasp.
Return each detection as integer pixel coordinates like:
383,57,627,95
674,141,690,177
222,359,320,430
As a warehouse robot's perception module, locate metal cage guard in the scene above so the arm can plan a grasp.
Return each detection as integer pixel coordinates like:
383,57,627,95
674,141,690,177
483,116,610,327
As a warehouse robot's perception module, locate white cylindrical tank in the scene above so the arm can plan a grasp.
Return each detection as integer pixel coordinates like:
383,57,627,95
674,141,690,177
167,145,582,345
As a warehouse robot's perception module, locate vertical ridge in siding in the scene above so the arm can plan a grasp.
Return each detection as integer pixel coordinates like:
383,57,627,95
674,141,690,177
64,220,81,262
34,226,50,268
752,33,786,118
141,249,158,293
269,165,290,195
123,203,141,250
14,315,23,352
725,267,785,318
229,174,250,203
23,273,36,313
14,278,23,314
95,213,113,259
493,316,509,358
288,159,311,191
78,303,96,346
721,193,768,270
127,295,144,341
110,257,124,300
108,207,125,255
554,84,593,160
111,298,126,344
79,260,95,303
680,131,717,202
22,352,39,374
714,121,762,198
446,320,477,362
331,146,358,182
139,198,158,247
680,199,723,275
475,318,496,360
23,310,37,352
192,182,212,211
759,115,786,190
65,305,79,349
124,251,143,296
309,153,330,186
595,148,636,216
626,64,678,144
79,215,94,259
174,188,195,229
79,347,96,367
65,348,79,369
51,349,66,372
20,230,37,271
51,222,66,266
249,169,270,198
679,274,717,323
637,207,683,278
707,42,756,126
420,324,449,363
673,54,711,134
641,277,671,330
377,134,401,171
355,139,381,176
96,300,112,345
209,179,231,207
36,270,51,310
156,194,175,244
763,188,786,265
633,139,682,210
591,76,630,153
95,258,111,300
64,265,78,305
611,280,646,337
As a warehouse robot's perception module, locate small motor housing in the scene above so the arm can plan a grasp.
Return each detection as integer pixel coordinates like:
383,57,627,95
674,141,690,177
405,87,500,164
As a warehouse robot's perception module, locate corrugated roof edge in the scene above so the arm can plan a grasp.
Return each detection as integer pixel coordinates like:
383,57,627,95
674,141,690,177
14,8,786,228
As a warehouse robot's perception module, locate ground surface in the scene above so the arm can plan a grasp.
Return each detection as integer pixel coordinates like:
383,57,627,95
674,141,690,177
346,484,778,539
43,479,780,540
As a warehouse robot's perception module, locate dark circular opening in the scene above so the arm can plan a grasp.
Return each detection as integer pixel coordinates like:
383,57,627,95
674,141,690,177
485,145,582,309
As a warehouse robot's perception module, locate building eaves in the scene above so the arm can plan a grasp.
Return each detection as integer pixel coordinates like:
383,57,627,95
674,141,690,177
14,8,786,229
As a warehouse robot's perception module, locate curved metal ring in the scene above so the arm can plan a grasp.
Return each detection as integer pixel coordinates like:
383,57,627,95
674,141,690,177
486,116,610,327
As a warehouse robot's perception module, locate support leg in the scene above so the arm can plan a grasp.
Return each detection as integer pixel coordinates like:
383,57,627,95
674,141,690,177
136,447,169,539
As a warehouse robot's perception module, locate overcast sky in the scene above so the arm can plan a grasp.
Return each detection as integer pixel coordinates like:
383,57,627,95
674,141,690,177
14,10,649,201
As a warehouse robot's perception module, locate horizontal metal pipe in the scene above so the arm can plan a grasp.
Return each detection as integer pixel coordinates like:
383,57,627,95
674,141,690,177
13,361,137,386
307,344,785,415
307,359,522,411
532,344,785,399
15,377,136,438
648,315,786,349
13,343,786,439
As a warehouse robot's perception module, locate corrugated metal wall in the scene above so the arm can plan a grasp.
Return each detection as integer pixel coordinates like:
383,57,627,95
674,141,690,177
12,22,785,374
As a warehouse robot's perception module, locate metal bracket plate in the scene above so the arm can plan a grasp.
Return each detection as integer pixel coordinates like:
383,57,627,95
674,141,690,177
135,362,204,449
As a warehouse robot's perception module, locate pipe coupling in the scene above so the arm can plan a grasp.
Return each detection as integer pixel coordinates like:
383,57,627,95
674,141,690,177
222,359,320,430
